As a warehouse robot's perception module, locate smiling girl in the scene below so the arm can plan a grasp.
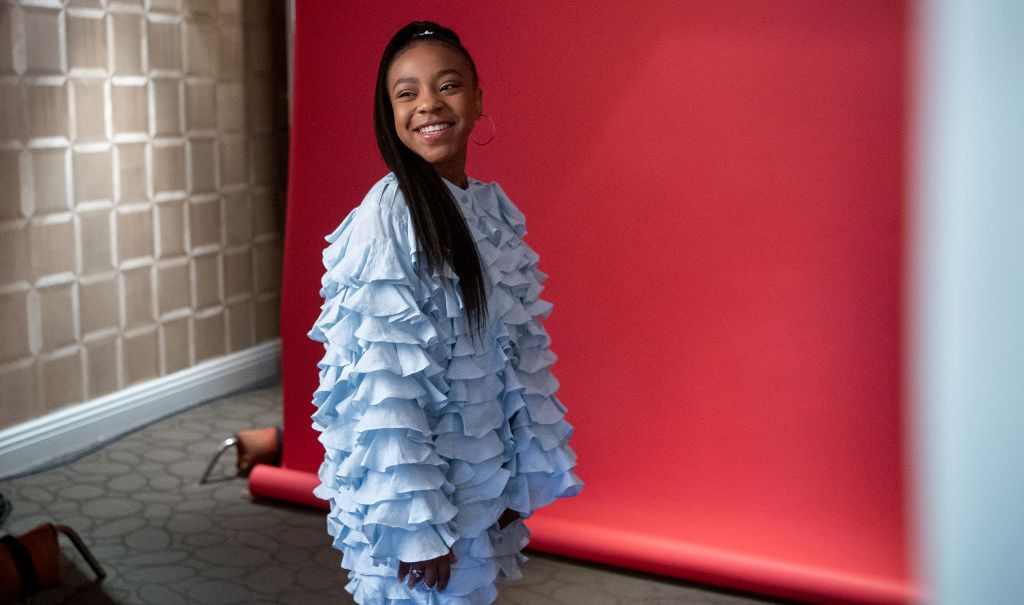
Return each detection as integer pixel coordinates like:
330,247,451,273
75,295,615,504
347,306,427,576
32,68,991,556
308,21,584,604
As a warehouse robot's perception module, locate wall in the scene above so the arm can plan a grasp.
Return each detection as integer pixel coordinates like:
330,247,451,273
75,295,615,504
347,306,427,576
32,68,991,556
912,0,1024,602
0,0,288,430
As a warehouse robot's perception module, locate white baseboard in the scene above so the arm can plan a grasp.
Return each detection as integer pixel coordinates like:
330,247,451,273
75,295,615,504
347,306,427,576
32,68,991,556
0,339,281,480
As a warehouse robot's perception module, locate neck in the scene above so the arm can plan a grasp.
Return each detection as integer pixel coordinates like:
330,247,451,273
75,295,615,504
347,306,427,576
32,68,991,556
434,158,468,190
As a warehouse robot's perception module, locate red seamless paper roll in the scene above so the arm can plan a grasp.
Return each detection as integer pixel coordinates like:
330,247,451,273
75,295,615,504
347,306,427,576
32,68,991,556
272,2,918,604
248,464,327,511
525,515,922,605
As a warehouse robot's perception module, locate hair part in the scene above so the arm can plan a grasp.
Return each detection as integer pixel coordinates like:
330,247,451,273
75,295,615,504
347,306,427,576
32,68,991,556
374,21,489,346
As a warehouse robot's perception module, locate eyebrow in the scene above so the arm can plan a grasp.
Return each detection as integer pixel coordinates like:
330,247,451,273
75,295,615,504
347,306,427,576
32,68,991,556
391,68,464,91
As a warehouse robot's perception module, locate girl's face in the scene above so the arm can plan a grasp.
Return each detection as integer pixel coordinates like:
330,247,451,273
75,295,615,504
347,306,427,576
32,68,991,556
387,41,482,183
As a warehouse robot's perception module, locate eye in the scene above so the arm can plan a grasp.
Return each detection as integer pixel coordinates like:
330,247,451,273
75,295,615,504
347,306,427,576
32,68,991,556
440,82,461,93
395,90,415,100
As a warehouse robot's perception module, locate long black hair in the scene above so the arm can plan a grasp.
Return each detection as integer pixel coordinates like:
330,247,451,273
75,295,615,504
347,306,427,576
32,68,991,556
373,21,489,346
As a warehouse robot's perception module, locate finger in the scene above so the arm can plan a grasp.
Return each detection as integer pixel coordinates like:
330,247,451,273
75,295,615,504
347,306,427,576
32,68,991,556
397,561,409,582
406,566,422,589
438,557,451,592
424,562,438,590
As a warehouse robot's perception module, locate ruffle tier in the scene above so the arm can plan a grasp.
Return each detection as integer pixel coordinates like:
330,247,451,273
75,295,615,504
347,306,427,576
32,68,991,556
309,174,583,605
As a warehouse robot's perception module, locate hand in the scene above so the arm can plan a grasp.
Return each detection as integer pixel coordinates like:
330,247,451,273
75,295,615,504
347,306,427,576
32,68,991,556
397,549,458,592
498,508,521,529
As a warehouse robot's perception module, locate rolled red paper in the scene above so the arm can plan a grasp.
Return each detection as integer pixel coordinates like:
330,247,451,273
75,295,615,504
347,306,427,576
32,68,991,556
248,465,327,510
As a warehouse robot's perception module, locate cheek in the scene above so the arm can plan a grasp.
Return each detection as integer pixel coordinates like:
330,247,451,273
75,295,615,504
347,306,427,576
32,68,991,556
391,109,416,149
391,104,408,130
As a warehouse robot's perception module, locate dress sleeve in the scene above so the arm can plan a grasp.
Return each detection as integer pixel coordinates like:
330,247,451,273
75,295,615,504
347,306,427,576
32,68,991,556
308,193,459,566
490,184,585,518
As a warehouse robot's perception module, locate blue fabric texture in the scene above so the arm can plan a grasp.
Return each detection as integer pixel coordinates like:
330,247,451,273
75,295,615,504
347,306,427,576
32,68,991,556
309,172,584,604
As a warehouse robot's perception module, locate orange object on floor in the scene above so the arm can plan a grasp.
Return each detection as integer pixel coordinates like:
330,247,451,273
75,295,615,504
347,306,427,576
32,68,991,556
236,426,283,476
0,523,105,604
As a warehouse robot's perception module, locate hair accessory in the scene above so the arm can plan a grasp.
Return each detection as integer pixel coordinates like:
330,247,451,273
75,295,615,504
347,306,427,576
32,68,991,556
471,113,496,146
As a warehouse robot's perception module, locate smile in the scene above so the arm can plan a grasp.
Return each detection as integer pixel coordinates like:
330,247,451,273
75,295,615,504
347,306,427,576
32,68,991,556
415,122,453,134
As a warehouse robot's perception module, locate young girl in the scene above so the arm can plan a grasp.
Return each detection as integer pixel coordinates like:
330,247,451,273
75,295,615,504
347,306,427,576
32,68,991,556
308,21,584,604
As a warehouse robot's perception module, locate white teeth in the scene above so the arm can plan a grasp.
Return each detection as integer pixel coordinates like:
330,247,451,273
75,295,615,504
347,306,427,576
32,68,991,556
419,123,450,133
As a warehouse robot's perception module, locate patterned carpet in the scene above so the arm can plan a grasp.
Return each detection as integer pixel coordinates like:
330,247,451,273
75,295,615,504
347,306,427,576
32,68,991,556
0,384,790,605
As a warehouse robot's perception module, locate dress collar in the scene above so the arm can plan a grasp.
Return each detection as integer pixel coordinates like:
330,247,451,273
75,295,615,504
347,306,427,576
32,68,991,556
441,175,481,194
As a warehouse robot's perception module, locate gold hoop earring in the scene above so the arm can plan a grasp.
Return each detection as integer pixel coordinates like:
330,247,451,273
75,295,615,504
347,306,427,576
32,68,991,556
471,113,496,146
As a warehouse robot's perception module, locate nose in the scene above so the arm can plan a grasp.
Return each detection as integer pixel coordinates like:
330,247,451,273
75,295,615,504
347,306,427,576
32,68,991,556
416,89,444,113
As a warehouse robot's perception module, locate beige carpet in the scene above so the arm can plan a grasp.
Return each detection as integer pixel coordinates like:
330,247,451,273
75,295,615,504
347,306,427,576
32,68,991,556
1,384,792,605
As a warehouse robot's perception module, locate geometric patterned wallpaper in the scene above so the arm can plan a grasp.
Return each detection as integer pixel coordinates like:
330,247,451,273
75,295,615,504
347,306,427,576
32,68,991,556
0,0,289,430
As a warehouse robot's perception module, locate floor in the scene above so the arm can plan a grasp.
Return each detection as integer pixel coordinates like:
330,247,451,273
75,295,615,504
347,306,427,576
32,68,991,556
0,384,793,605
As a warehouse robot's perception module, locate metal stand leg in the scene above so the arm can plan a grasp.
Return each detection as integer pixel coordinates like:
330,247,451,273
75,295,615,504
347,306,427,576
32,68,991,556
54,524,106,581
199,437,238,484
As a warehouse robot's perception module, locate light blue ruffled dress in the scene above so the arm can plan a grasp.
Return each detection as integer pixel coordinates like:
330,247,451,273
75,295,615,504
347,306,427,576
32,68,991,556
308,172,584,605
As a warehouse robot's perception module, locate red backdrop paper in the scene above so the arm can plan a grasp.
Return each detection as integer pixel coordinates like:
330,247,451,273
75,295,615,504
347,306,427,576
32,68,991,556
264,2,918,603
